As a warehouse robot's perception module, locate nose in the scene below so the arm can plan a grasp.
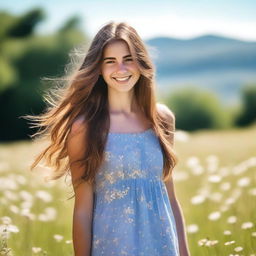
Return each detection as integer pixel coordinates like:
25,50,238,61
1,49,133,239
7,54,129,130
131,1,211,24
116,62,127,73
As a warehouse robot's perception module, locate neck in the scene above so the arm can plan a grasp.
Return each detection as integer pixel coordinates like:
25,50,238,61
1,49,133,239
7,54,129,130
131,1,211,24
108,90,139,114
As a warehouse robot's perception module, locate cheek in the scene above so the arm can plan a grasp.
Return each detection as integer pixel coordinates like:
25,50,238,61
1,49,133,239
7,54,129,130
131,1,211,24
129,63,140,72
101,70,110,80
102,66,114,77
132,67,141,77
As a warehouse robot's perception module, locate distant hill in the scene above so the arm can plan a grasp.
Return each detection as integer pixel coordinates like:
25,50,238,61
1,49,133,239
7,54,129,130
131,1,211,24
146,35,256,106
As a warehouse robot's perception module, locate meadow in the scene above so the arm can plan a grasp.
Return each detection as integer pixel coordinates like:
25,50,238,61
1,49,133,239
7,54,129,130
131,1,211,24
0,124,255,256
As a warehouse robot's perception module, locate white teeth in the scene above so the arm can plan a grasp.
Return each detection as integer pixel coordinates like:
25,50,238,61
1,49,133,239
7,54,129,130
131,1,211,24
114,76,130,81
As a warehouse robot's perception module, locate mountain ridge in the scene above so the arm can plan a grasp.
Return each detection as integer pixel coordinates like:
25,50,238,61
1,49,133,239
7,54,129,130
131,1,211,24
145,34,256,106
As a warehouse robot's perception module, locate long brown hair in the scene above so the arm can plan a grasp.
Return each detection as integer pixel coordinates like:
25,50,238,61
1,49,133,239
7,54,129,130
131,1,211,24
23,21,178,191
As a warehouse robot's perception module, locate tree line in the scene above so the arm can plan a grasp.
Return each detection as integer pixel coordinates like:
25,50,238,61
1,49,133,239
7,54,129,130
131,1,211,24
0,8,255,141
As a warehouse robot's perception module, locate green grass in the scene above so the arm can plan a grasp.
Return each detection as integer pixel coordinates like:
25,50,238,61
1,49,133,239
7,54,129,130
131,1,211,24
174,124,256,255
0,124,256,255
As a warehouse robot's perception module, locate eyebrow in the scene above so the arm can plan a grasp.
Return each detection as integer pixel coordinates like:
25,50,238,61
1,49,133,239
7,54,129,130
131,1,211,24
103,54,132,61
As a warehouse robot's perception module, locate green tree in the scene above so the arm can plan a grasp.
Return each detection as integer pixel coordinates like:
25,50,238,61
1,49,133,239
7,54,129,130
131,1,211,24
0,11,20,92
236,84,256,126
0,9,88,141
58,16,81,33
164,87,231,131
7,8,45,38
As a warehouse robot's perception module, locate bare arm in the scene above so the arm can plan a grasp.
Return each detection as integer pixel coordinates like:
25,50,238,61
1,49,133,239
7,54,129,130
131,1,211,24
157,103,191,256
165,176,190,256
67,118,94,256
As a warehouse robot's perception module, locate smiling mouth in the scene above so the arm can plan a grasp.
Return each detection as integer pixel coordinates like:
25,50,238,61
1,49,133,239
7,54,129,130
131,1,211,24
113,75,132,82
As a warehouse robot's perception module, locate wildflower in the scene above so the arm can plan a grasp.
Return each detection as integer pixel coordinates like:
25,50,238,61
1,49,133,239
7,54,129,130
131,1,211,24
16,175,27,185
208,175,222,183
35,190,53,202
187,157,200,168
198,238,218,247
0,177,18,190
205,155,219,173
5,225,19,233
223,230,232,235
44,207,57,220
232,157,256,175
237,177,251,187
234,246,243,252
191,166,204,175
224,240,235,245
187,224,199,234
248,188,256,196
241,222,254,229
175,130,189,142
38,214,48,222
53,234,63,242
173,171,189,181
220,182,231,191
20,208,35,220
0,224,20,233
227,216,237,224
252,232,256,237
208,192,222,202
208,211,221,221
32,247,42,253
205,240,218,246
9,205,19,214
37,207,57,222
231,157,256,175
19,190,33,202
0,223,19,239
20,200,33,210
4,190,18,201
191,195,205,205
198,238,208,246
1,216,12,225
225,197,236,205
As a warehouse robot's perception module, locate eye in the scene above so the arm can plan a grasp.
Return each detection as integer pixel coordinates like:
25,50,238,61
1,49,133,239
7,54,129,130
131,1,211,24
125,58,133,62
105,61,114,64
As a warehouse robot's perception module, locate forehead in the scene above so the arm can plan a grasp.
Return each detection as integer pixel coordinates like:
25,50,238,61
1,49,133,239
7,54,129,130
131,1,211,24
103,40,131,57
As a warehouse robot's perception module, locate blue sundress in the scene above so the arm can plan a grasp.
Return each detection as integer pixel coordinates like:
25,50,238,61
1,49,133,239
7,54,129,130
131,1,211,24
91,128,180,256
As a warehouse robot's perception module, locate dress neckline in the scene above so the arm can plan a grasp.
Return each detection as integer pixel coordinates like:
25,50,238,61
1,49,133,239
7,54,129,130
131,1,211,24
108,127,153,135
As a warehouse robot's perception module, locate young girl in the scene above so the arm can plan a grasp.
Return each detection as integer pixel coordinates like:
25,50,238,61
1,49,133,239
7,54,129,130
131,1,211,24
26,21,190,256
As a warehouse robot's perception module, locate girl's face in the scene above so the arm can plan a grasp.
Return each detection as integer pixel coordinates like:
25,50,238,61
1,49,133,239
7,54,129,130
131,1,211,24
100,40,141,92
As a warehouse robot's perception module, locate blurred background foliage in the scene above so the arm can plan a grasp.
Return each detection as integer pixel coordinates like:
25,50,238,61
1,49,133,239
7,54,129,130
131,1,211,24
0,8,255,141
0,8,88,141
164,84,256,131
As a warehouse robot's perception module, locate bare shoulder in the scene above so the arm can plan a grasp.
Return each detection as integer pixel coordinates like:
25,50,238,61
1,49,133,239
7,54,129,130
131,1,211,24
67,116,94,221
156,102,175,123
67,115,88,185
67,115,87,159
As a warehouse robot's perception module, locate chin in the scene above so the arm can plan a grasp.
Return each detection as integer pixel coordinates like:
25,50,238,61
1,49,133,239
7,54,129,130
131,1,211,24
108,84,136,93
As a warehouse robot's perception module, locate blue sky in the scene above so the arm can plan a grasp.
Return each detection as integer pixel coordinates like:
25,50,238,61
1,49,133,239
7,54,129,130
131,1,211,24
1,0,256,41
